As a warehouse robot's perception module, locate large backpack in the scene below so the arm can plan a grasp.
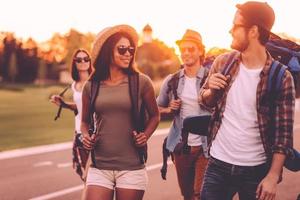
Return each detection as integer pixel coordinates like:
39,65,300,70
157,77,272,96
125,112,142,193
266,34,300,96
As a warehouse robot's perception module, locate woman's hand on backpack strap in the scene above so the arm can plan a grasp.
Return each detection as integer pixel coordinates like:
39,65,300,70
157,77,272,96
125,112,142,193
50,95,63,106
133,131,148,147
82,134,96,150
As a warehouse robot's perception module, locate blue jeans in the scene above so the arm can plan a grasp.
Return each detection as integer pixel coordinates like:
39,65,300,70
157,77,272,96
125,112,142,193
201,157,269,200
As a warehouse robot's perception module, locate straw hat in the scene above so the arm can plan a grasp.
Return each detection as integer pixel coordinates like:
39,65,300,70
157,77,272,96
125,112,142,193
91,24,139,66
176,29,205,49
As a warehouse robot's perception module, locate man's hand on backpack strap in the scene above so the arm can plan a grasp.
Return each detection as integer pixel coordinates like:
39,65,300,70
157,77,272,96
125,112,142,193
208,73,230,90
169,99,182,113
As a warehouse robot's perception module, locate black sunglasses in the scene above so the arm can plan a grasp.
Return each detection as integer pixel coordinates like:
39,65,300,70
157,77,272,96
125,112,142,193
74,56,90,63
117,46,135,56
180,47,196,53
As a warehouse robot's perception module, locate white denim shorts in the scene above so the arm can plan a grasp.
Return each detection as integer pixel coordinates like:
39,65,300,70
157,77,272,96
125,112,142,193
86,167,148,191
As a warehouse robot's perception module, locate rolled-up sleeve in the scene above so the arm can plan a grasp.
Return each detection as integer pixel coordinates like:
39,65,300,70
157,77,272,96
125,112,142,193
198,55,222,109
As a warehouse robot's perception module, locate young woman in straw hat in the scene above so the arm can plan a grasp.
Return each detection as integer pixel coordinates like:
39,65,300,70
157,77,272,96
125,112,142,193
81,24,159,200
50,49,92,179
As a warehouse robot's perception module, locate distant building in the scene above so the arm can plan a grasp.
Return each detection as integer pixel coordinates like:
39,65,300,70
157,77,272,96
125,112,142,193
142,24,153,44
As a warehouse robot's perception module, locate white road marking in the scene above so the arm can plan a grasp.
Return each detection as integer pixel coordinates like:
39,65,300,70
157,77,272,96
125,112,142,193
0,142,72,160
29,161,173,200
0,128,169,160
29,185,84,200
146,160,173,171
33,161,53,167
57,162,73,168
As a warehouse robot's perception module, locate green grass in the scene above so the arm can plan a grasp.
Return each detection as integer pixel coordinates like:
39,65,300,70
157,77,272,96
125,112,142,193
0,84,171,151
0,84,75,151
157,120,172,129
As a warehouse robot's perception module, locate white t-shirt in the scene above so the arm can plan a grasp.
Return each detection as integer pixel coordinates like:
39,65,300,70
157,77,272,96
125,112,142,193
210,63,267,166
72,82,83,133
181,76,202,146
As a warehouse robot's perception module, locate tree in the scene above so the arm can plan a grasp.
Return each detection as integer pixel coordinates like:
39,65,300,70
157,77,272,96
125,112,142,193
136,39,180,80
7,52,17,82
2,33,17,82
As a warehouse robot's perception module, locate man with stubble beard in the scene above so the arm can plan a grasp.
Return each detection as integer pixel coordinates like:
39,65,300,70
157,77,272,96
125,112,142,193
157,29,210,200
199,2,295,200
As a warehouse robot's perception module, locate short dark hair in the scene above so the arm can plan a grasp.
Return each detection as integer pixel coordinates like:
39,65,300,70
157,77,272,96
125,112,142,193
242,22,271,46
91,32,138,81
71,49,92,81
257,26,271,45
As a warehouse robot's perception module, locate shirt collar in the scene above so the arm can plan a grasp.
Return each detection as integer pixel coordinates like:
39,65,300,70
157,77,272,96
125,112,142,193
235,50,274,77
179,66,206,79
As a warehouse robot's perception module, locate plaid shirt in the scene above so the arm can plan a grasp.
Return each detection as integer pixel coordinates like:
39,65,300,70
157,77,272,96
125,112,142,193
199,50,295,161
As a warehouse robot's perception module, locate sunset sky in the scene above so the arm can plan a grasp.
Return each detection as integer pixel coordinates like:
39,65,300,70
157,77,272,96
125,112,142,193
0,0,299,49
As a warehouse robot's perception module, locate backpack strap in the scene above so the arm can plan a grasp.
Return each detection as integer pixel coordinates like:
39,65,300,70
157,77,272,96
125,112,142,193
166,67,209,100
128,73,148,164
128,73,140,130
267,61,286,153
221,51,239,76
54,85,71,121
268,61,286,97
200,67,210,87
167,70,181,99
89,80,100,167
268,61,284,135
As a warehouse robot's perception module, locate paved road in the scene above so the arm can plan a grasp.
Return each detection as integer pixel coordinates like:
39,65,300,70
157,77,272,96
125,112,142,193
1,109,300,200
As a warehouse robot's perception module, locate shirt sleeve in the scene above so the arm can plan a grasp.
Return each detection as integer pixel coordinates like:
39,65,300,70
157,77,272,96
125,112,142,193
156,74,173,107
272,70,295,157
198,54,223,109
